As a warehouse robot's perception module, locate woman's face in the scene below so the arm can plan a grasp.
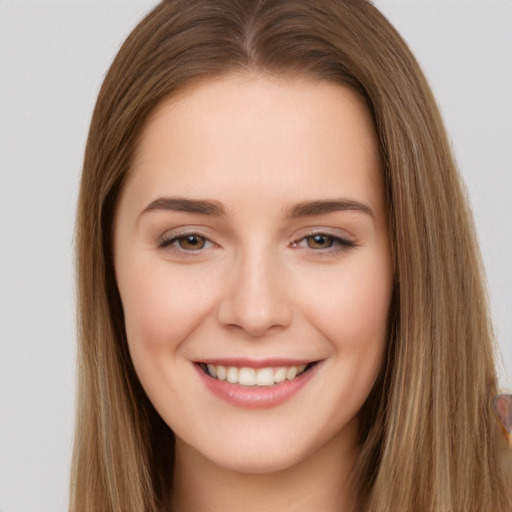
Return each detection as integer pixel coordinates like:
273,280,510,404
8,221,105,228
114,75,393,474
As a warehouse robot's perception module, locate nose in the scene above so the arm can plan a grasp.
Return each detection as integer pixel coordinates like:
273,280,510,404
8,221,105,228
217,249,293,337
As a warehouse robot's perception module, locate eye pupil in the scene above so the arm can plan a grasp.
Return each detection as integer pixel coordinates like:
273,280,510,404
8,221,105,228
179,235,205,250
308,234,333,249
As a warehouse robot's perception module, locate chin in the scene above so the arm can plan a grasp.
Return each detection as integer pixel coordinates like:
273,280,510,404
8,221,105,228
208,447,307,475
188,423,332,476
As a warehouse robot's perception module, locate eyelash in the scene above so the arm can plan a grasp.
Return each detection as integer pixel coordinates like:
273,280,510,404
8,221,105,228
291,232,357,255
158,233,213,253
157,231,356,256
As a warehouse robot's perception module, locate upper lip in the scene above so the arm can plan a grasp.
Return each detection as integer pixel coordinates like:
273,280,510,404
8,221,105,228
195,358,319,368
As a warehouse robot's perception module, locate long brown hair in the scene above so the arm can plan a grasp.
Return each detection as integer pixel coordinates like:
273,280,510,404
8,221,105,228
71,1,512,510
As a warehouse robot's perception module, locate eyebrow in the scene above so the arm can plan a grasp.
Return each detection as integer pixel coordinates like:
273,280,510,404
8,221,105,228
140,196,374,219
141,197,229,216
285,199,374,218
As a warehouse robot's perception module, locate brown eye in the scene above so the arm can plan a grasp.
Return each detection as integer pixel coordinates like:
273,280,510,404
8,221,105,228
178,234,207,250
306,234,334,249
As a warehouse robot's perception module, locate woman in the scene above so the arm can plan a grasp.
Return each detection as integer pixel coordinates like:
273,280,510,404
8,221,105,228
71,0,512,510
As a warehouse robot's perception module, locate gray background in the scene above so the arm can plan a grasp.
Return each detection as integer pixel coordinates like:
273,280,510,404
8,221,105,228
1,1,511,511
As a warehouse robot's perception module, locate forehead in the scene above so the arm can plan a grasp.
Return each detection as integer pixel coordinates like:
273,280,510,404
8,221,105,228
124,74,384,217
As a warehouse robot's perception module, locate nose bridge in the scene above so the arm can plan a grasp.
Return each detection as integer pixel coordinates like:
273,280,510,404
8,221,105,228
217,242,292,336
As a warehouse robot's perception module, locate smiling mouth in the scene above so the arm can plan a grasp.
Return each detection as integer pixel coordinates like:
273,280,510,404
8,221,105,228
198,362,318,387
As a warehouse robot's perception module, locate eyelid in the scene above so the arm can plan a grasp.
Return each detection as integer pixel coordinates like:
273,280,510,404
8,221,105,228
155,226,357,256
157,230,216,253
291,229,357,252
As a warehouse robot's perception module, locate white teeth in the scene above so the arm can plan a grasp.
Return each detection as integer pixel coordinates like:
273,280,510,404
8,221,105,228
238,368,256,386
204,363,309,386
207,364,217,378
274,367,287,383
286,366,297,380
256,367,274,386
226,367,238,383
216,365,226,380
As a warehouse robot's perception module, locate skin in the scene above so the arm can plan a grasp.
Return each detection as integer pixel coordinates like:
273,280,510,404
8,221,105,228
114,74,393,512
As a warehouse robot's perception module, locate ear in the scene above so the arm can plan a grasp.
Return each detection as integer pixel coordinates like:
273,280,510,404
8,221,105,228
494,393,512,447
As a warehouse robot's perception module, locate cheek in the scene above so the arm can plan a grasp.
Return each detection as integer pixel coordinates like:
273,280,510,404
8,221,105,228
307,256,392,421
300,252,392,357
118,261,220,363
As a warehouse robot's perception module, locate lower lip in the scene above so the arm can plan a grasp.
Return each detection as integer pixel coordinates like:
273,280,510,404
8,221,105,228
194,363,321,409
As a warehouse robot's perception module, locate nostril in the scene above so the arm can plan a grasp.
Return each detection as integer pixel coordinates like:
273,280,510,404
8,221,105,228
216,257,293,335
217,306,291,337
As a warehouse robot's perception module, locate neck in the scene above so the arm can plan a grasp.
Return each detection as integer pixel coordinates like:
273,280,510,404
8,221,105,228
170,419,359,512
